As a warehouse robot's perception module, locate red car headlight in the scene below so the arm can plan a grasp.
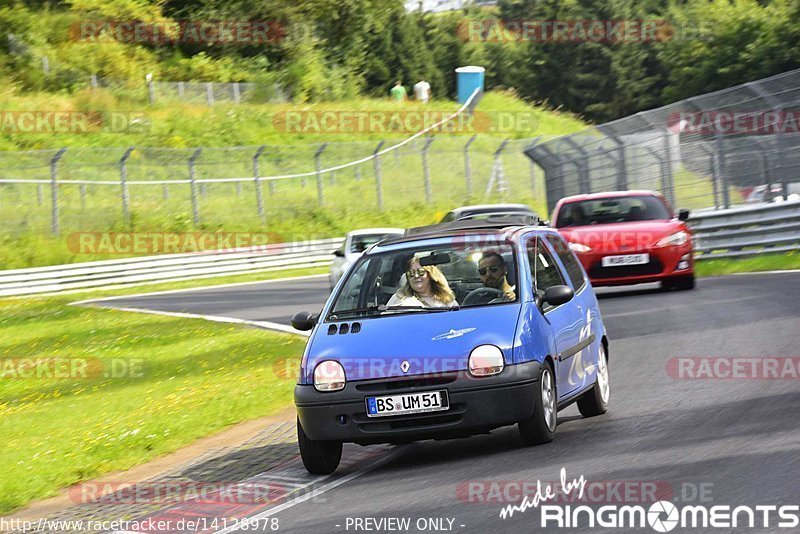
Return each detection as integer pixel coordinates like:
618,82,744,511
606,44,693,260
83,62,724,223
568,242,592,253
656,231,689,247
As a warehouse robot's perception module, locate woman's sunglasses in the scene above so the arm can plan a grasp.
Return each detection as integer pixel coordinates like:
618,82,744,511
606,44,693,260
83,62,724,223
406,268,429,279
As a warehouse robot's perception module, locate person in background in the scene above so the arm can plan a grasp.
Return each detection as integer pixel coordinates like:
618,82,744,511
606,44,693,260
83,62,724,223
413,78,431,103
390,80,407,102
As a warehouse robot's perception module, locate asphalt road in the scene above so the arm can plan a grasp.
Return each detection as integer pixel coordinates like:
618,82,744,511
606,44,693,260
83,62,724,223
91,272,800,533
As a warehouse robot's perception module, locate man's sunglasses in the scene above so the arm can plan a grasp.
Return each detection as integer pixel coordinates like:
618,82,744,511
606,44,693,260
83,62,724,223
406,268,429,278
478,266,502,276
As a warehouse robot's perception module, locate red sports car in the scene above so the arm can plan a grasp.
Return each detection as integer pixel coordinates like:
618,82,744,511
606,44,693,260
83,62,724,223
551,190,694,290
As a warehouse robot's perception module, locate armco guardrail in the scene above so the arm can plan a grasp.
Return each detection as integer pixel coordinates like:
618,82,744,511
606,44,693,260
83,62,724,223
690,201,800,259
0,237,344,297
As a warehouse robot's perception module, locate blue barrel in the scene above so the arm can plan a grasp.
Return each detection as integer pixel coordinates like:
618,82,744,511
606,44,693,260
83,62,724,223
456,66,485,104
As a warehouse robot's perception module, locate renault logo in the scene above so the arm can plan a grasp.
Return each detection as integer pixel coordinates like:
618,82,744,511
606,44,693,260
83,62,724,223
400,360,410,373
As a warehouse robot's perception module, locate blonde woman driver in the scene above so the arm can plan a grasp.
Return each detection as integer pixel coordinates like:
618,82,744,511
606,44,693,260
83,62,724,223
387,256,458,308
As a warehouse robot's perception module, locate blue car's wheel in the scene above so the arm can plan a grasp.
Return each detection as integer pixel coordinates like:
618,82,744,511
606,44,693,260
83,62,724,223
518,361,556,445
297,418,342,475
577,345,610,417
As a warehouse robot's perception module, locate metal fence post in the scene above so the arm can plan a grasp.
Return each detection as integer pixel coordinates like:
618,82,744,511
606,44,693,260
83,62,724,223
120,147,134,226
746,83,789,196
50,148,66,235
205,83,215,106
422,136,434,204
37,184,43,206
661,133,676,207
233,82,241,104
760,152,771,186
463,134,477,198
188,148,202,225
485,139,510,198
562,137,592,194
177,81,184,99
253,145,266,224
714,133,731,209
80,183,87,210
147,79,155,105
315,143,328,206
640,144,667,197
527,144,564,214
694,142,720,209
373,141,385,211
527,137,542,198
597,127,628,191
638,113,677,207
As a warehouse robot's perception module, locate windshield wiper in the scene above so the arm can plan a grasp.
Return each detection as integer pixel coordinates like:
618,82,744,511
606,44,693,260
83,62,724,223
329,304,459,319
380,305,459,313
328,305,383,319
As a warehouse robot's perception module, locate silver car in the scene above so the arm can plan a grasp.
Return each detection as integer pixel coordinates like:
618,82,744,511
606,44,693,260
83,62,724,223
439,203,539,223
329,228,405,291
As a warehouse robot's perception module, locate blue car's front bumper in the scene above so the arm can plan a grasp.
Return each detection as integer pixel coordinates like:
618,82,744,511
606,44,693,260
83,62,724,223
294,361,541,444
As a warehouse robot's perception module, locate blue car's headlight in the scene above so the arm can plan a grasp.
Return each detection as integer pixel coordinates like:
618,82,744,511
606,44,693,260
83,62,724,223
314,360,346,392
469,345,504,377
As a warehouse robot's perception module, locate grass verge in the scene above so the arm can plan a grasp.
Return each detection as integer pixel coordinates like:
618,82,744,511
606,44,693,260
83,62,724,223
696,251,800,277
0,269,318,514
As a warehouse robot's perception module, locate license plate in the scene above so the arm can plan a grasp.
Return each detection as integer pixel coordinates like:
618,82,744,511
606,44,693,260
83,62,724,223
365,390,449,418
602,253,649,267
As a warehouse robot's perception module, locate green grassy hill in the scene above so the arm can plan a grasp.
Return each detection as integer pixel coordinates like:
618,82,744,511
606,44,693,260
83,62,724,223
0,88,589,269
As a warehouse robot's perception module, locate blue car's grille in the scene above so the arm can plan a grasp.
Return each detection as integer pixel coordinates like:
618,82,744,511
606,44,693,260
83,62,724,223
355,374,458,393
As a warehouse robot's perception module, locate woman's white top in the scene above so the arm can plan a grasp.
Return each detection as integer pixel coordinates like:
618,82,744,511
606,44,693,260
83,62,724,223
386,293,457,308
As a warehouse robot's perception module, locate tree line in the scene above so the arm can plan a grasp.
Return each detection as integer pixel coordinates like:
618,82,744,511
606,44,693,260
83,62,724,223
1,0,799,122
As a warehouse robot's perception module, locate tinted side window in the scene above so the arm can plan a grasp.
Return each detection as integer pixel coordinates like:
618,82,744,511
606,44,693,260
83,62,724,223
526,238,564,309
547,235,586,291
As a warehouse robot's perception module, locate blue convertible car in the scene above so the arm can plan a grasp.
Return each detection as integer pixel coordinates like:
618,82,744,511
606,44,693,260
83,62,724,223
291,218,610,474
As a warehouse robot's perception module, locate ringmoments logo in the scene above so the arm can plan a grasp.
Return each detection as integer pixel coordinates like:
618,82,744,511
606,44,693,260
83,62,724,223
539,502,800,531
497,469,800,531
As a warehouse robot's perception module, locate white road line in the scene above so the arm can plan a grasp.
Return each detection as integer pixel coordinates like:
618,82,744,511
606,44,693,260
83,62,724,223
212,447,405,534
80,304,310,337
69,273,328,306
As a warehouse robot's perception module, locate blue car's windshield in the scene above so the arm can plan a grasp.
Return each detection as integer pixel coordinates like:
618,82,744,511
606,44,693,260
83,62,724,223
328,238,518,320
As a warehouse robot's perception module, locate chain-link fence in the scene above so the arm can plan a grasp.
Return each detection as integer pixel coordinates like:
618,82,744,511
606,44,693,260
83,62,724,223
525,68,800,213
0,134,548,238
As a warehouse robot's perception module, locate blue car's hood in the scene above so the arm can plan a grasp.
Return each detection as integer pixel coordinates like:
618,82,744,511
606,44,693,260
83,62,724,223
302,305,521,383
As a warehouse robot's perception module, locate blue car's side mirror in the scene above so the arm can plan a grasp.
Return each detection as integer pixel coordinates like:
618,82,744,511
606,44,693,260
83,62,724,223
292,311,318,331
544,285,574,306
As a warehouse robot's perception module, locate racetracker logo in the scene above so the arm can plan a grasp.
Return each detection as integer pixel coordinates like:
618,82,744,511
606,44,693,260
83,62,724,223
271,110,537,134
0,111,148,134
70,481,290,504
458,19,673,43
0,357,145,379
71,20,284,45
667,357,800,379
667,110,800,135
540,502,800,531
67,232,285,255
